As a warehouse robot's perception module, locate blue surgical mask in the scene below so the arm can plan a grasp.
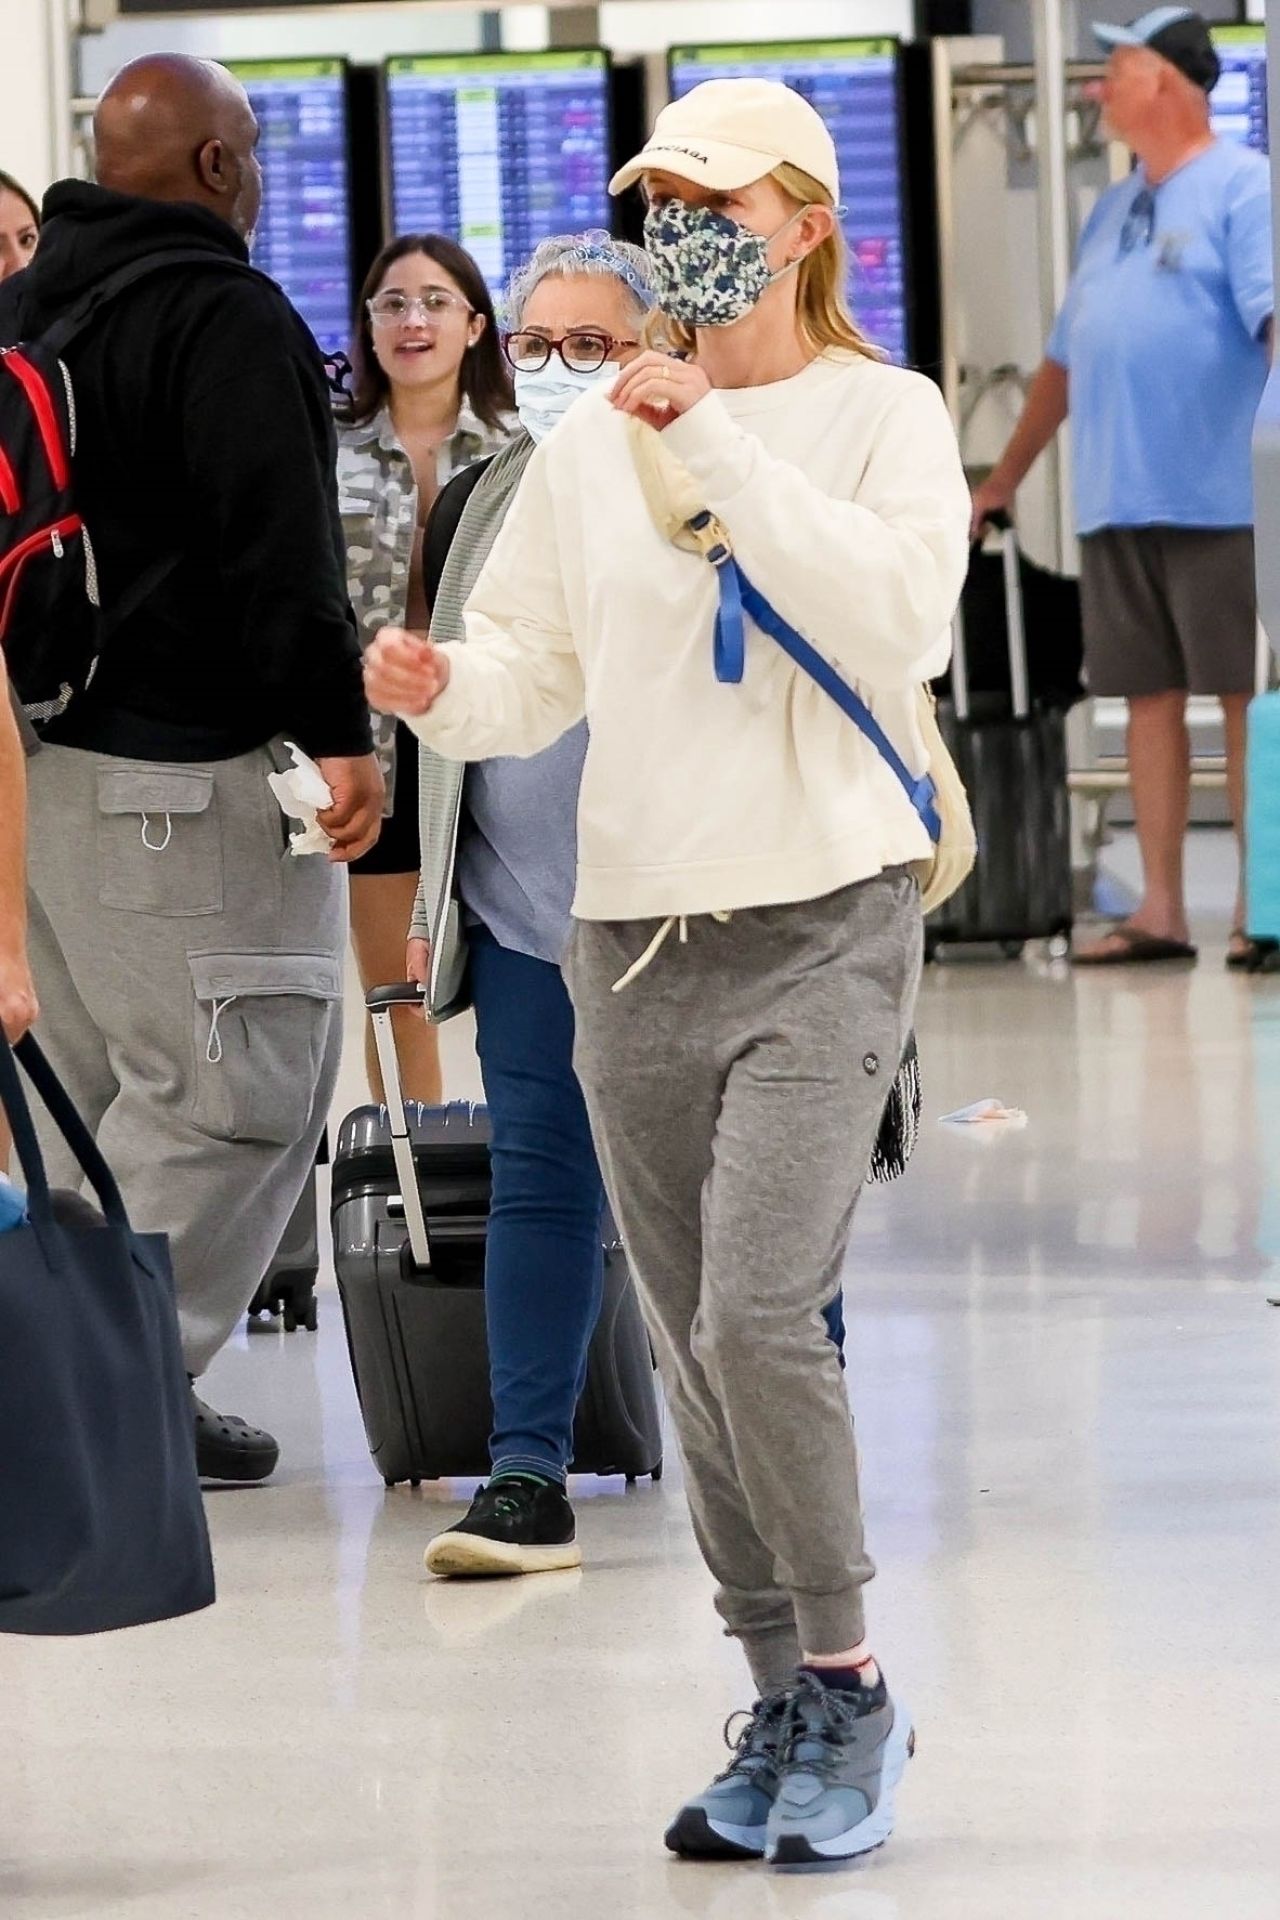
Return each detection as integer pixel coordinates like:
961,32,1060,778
514,361,620,444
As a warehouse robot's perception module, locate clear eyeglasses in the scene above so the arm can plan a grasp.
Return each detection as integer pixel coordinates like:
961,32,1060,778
502,330,635,375
367,289,473,327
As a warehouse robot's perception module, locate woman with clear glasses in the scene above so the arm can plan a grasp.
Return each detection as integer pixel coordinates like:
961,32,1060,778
336,234,515,1104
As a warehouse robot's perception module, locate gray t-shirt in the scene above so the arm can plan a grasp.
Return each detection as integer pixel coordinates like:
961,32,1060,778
456,721,588,966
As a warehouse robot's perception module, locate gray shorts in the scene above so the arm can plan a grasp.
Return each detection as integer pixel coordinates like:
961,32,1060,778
1078,527,1258,698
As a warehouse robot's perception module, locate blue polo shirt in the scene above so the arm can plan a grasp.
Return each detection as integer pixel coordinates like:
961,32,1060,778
1047,140,1273,534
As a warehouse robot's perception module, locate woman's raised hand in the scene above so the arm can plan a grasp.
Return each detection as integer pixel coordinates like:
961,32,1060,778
364,628,451,718
610,352,711,432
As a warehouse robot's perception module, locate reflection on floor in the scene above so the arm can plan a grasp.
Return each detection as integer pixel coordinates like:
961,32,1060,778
2,840,1279,1919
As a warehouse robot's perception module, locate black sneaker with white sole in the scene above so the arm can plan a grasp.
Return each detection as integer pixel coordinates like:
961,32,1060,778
424,1477,582,1578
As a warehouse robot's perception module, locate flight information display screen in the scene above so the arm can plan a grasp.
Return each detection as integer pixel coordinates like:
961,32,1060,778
228,58,354,353
1210,26,1268,153
669,39,911,365
384,51,613,299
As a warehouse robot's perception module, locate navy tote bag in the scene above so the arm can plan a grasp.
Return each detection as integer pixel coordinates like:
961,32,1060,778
0,1031,215,1634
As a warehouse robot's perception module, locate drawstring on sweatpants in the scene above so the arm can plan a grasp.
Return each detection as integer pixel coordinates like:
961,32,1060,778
611,911,733,994
205,996,236,1065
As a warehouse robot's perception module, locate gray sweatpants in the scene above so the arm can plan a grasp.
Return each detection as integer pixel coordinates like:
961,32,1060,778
26,740,345,1377
565,871,921,1694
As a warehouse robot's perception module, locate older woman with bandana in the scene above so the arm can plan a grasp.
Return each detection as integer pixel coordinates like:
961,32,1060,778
402,232,657,1581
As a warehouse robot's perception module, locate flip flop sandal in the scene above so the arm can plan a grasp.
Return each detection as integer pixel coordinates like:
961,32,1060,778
1227,932,1280,974
1073,927,1198,967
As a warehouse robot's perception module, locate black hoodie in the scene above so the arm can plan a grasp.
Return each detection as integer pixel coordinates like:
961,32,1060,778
0,182,372,762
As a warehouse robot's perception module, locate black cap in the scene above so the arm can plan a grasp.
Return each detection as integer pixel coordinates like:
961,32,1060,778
1094,10,1222,94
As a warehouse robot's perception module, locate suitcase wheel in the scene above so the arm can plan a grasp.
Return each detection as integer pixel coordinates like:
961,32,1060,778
652,1461,663,1483
1000,941,1025,961
281,1289,318,1334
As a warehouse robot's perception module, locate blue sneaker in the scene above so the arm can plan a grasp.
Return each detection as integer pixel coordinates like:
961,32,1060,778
765,1671,914,1867
665,1690,792,1860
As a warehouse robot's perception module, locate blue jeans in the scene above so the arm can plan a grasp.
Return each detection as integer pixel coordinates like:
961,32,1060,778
469,928,606,1484
826,1291,846,1367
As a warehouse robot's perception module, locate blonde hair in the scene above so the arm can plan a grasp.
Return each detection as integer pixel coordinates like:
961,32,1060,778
644,164,880,362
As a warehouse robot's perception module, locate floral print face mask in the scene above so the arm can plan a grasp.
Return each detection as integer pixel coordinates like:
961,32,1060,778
643,199,807,329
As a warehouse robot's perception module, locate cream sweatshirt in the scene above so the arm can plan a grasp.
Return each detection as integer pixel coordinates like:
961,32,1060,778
407,349,970,922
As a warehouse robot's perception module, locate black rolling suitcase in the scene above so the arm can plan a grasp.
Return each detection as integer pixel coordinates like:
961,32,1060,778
247,1133,329,1332
331,985,664,1488
927,519,1074,958
248,1172,321,1332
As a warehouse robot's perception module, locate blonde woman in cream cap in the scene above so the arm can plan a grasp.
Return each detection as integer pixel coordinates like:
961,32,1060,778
365,78,969,1870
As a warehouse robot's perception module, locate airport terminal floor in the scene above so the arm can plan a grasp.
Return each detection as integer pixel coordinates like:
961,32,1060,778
2,832,1277,1920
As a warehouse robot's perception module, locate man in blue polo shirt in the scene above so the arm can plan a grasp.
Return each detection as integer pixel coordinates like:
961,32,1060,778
972,9,1272,966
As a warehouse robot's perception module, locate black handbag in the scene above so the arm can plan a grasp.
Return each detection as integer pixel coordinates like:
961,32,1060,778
937,543,1085,713
0,1032,215,1635
868,1033,922,1187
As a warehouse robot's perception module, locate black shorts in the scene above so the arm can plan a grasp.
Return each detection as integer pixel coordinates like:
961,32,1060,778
1078,527,1258,698
349,720,421,877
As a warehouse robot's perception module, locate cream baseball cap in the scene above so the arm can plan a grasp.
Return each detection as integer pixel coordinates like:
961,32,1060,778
609,78,840,203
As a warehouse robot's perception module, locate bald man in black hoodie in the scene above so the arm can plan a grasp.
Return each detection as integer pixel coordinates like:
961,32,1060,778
0,56,383,1481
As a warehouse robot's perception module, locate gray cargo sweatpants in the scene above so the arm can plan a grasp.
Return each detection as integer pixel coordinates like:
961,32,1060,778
26,739,345,1377
565,870,921,1693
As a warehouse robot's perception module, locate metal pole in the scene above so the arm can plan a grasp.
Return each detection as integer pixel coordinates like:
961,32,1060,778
1030,0,1073,574
45,0,76,180
1031,0,1097,890
932,37,961,424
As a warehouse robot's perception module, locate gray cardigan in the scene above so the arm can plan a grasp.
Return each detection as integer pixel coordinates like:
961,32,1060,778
409,434,537,1019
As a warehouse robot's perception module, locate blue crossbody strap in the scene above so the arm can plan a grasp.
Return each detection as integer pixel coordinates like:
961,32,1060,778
691,514,747,686
700,531,942,846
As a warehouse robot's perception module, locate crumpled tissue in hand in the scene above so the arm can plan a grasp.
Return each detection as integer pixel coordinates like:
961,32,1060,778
267,743,334,856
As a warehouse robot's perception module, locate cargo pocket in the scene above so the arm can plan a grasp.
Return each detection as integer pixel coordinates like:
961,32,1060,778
98,765,222,916
190,951,342,1146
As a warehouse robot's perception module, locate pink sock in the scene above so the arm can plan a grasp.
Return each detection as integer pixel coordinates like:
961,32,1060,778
801,1641,881,1690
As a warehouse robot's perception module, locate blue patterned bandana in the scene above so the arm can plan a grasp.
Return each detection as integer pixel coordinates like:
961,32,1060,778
558,241,655,308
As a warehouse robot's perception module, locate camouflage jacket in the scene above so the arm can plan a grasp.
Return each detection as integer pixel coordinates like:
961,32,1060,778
336,401,514,797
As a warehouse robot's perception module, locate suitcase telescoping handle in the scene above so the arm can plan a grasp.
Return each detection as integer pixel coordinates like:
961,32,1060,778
366,984,433,1270
954,508,1032,723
